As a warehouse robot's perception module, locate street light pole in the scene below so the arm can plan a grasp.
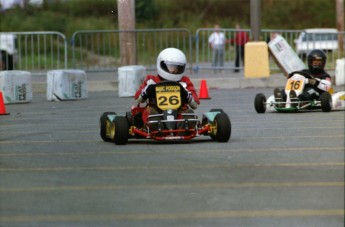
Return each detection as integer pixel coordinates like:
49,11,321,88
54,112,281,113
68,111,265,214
117,0,137,65
250,0,261,41
336,0,344,52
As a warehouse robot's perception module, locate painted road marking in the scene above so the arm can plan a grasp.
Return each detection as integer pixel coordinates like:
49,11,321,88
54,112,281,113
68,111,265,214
0,134,343,144
0,147,344,156
0,209,343,222
0,162,343,173
0,181,343,193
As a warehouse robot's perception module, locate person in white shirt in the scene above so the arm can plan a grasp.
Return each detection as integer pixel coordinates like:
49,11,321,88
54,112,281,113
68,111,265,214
208,24,227,73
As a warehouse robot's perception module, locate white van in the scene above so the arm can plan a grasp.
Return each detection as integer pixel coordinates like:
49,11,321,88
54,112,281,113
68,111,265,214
294,28,338,56
0,0,42,11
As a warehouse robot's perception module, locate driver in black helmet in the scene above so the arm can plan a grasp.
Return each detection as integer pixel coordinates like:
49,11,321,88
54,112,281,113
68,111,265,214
274,49,332,105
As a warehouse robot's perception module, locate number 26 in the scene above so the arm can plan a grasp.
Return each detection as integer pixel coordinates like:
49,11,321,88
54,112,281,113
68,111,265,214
158,95,179,106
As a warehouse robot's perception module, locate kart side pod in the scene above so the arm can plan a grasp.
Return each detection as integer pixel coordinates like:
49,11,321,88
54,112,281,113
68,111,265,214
202,111,222,122
202,109,231,143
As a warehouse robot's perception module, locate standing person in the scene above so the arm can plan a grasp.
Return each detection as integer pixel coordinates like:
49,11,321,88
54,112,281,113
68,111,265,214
208,24,227,73
232,23,249,72
135,47,200,129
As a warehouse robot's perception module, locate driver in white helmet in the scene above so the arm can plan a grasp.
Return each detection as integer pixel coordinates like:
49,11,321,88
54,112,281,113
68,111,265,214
134,47,200,126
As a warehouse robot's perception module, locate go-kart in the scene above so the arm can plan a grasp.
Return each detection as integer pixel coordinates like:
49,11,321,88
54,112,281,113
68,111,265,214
100,81,231,145
254,71,345,113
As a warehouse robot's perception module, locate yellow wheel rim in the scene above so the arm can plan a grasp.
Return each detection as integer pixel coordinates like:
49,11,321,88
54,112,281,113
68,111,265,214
210,120,218,136
106,120,116,139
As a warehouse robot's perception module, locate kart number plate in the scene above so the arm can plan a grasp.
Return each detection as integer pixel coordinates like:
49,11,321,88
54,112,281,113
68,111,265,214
285,78,305,92
156,85,182,110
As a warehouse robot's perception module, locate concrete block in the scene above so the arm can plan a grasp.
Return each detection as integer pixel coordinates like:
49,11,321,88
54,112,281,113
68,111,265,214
0,70,32,104
244,42,270,78
47,69,88,101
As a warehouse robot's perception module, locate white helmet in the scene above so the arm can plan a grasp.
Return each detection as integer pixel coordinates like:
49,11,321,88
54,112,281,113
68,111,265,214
156,47,186,81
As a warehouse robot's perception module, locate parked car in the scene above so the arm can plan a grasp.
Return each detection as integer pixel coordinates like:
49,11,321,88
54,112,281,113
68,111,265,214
0,0,42,11
294,28,339,56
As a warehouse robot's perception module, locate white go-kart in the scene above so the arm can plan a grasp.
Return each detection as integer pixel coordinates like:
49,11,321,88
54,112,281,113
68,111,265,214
254,71,345,113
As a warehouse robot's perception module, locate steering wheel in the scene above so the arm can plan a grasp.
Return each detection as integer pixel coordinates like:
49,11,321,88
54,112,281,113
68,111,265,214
288,71,314,79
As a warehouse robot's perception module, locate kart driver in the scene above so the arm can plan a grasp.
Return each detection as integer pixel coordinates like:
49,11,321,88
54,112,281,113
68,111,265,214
274,49,332,106
134,47,200,126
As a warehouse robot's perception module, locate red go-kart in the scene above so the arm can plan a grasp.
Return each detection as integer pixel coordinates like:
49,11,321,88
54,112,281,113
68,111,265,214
100,81,231,145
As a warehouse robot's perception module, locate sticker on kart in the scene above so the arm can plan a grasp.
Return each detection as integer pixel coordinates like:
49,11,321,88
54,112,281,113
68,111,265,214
155,85,182,110
285,74,305,92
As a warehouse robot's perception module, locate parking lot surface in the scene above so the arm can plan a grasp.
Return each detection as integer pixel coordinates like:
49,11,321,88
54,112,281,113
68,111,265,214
0,86,344,227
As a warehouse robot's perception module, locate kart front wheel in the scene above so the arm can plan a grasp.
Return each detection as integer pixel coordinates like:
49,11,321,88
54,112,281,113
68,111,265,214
112,116,129,145
100,112,116,142
320,92,332,112
210,113,231,142
254,93,266,113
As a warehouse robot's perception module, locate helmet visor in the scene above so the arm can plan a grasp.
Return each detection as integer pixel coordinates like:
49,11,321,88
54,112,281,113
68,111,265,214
160,61,185,74
311,59,323,68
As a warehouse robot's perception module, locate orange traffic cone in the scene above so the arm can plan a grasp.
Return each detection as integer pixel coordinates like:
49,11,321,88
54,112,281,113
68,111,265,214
199,79,211,99
0,91,10,115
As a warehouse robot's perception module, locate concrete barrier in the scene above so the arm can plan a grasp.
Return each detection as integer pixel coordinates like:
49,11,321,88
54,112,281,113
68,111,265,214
46,69,88,101
0,70,32,104
118,65,145,97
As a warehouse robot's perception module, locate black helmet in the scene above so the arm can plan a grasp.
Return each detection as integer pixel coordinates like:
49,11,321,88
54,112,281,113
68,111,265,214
307,49,326,74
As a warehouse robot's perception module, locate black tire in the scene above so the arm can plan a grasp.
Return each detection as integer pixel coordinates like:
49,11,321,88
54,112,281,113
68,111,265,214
100,112,116,142
210,113,231,142
320,92,332,112
254,93,266,113
112,116,129,145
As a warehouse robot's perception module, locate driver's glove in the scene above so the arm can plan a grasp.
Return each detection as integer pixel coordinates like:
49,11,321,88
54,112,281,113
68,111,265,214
141,83,155,100
189,99,198,109
181,88,198,109
306,78,319,86
181,89,193,103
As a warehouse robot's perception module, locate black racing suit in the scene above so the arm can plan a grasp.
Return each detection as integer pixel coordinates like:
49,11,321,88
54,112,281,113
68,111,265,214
282,69,331,101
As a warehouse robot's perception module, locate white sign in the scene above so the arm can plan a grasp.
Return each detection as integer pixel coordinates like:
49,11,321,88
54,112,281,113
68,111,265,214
268,34,306,75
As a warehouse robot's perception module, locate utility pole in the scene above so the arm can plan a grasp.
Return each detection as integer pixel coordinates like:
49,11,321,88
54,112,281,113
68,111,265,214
250,0,261,41
117,0,137,65
336,0,344,52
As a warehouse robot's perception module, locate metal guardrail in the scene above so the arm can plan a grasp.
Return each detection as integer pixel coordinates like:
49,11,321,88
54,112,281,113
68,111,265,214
195,28,252,72
195,28,345,73
0,29,344,75
0,31,67,73
71,28,192,72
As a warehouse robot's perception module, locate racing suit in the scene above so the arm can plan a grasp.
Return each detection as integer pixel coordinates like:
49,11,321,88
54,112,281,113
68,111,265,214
298,69,331,101
134,74,200,125
282,69,332,101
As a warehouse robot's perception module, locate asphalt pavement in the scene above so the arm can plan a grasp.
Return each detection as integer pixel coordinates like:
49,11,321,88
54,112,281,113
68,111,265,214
1,87,344,227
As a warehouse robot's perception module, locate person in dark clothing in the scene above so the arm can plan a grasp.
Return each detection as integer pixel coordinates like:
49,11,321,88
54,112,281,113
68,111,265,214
232,23,249,72
274,49,332,106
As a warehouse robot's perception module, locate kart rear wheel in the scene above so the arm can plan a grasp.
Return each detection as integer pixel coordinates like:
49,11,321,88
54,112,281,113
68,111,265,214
254,93,266,113
320,92,332,112
100,112,116,142
210,113,231,142
112,116,129,145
